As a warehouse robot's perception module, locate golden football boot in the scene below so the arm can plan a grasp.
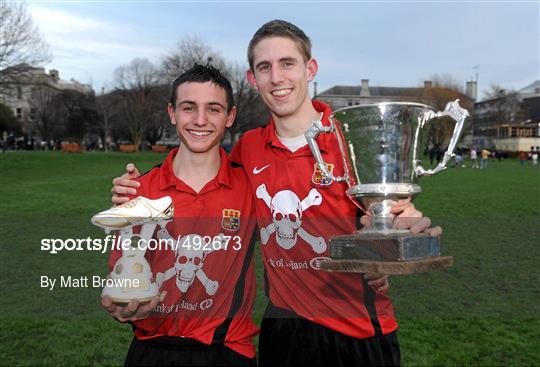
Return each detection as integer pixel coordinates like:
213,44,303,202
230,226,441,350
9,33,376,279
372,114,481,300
91,196,174,232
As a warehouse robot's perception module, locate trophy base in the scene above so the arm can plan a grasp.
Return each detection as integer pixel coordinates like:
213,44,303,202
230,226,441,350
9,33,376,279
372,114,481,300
102,290,158,305
101,278,159,305
324,232,452,275
330,232,441,261
106,296,155,305
319,256,454,275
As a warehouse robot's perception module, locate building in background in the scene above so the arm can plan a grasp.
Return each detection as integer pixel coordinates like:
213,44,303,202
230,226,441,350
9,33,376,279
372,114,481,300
316,78,540,154
0,64,93,136
315,79,477,109
473,80,540,152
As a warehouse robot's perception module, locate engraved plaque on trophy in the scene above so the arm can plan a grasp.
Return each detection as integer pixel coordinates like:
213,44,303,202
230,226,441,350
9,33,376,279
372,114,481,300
305,100,469,274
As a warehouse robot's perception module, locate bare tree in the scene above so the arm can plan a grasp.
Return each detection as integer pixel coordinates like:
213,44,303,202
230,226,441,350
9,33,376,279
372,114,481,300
144,84,169,146
0,1,51,100
114,58,162,151
57,89,99,144
0,101,21,134
224,62,268,145
421,74,473,156
428,73,465,94
484,84,524,124
95,90,118,151
160,36,227,82
28,84,62,144
0,1,51,69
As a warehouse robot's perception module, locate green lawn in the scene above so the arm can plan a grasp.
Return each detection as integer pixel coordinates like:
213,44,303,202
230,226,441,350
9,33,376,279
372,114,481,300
1,152,539,366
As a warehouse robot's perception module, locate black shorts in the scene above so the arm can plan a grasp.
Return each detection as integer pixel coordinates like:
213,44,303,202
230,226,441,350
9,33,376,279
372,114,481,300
258,303,401,366
125,336,257,367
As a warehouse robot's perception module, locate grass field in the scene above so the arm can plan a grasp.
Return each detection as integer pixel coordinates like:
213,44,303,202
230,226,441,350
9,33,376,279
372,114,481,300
1,151,539,366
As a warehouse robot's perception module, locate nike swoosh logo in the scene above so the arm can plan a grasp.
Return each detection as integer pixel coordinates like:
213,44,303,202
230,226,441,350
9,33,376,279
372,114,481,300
253,164,271,175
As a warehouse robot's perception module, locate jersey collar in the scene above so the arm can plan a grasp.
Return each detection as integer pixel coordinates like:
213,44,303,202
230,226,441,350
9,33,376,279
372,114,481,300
159,147,233,192
263,100,334,153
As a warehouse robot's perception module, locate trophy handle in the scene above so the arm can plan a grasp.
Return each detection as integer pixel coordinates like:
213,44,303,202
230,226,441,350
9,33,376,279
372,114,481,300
305,119,347,183
414,99,469,177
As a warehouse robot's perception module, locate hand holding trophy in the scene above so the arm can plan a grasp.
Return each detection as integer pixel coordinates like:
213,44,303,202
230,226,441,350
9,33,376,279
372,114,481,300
91,196,174,303
305,100,469,275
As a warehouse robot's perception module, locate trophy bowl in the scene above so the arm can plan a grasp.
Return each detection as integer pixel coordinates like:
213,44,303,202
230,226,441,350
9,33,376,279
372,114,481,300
305,100,469,274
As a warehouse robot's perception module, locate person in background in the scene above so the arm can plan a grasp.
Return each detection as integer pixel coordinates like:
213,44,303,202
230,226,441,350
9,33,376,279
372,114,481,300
470,148,479,168
480,148,490,169
519,151,527,166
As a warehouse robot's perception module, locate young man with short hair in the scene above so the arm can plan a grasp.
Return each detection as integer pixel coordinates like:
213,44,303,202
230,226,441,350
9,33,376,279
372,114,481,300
230,20,441,366
102,64,258,366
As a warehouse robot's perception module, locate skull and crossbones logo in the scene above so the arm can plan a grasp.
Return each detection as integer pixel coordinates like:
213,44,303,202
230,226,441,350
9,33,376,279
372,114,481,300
155,228,223,295
256,184,327,254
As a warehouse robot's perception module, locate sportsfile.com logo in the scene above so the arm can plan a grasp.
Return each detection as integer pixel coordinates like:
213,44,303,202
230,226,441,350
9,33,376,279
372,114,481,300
40,234,243,254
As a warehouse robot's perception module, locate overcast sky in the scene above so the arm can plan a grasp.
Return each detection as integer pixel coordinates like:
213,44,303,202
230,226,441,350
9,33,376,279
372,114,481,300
27,1,539,100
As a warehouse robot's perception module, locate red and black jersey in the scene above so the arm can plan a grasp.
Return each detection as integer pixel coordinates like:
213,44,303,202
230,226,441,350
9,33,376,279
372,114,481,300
108,147,258,358
230,100,397,339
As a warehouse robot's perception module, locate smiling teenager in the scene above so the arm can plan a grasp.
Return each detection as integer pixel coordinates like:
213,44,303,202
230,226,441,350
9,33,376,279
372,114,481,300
102,64,258,366
230,20,402,366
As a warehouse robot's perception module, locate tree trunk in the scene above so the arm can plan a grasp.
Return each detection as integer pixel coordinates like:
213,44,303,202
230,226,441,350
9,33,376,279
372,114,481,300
132,135,142,152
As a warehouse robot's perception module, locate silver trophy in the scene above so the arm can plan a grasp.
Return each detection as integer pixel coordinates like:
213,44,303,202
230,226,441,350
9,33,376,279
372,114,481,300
305,100,469,274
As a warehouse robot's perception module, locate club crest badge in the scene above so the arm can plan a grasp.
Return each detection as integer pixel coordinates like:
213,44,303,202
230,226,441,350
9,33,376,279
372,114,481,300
312,163,334,186
221,209,241,231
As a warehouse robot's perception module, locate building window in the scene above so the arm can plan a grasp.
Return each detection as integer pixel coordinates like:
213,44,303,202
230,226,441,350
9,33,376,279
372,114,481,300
348,100,353,106
16,87,22,99
16,108,22,119
30,108,36,120
521,129,532,137
511,127,518,137
354,101,360,105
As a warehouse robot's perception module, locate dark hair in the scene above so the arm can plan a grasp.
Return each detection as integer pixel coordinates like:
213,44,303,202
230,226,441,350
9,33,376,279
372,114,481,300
247,19,312,70
169,63,234,112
